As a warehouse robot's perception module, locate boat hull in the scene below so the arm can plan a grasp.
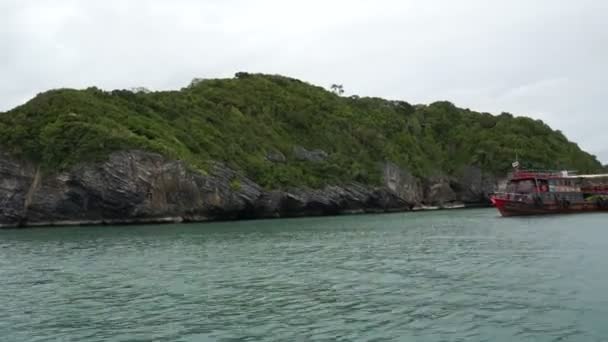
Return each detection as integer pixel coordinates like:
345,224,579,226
491,197,608,217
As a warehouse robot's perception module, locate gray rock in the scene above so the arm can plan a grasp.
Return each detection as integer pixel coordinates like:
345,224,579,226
265,150,286,163
424,177,458,205
0,152,35,226
456,166,497,204
293,146,328,162
382,162,423,205
383,162,496,207
0,150,447,227
0,151,499,227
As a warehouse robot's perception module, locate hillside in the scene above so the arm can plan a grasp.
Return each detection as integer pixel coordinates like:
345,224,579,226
0,73,602,190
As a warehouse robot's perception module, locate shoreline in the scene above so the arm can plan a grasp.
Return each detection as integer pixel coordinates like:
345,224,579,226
0,202,491,229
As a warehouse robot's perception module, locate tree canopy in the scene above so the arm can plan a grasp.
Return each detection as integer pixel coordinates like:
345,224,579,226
0,73,602,189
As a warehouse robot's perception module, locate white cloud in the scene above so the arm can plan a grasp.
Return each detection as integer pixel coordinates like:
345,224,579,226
1,0,606,162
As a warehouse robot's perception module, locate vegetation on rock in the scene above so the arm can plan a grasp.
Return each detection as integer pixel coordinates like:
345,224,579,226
0,73,602,188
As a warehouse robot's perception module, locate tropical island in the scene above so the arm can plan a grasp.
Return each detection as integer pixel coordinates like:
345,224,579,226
0,73,603,227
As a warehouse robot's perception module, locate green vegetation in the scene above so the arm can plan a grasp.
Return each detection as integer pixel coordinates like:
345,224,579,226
586,195,608,202
0,73,602,188
229,178,242,191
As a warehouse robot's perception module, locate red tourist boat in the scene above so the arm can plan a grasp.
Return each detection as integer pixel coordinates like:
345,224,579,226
491,166,608,217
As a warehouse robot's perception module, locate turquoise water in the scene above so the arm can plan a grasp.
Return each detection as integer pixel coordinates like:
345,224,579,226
1,209,608,341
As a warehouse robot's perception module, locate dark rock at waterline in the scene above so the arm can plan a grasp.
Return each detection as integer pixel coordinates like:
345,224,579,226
0,150,498,227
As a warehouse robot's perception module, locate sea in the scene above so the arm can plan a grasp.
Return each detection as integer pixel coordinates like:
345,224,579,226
1,208,608,341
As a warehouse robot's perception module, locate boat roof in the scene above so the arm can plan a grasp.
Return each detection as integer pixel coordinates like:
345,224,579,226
566,174,608,179
510,170,608,180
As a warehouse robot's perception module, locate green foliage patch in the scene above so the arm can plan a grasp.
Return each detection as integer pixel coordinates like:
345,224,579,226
0,73,602,188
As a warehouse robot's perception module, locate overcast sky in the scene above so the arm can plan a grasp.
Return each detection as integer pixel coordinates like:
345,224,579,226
2,0,607,162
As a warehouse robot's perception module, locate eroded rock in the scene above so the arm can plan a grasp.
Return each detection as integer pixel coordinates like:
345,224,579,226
293,146,328,162
0,151,497,227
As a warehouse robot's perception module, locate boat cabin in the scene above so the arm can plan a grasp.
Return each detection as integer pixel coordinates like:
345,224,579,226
503,171,585,204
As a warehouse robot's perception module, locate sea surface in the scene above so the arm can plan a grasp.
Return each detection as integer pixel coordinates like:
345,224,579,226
1,209,608,341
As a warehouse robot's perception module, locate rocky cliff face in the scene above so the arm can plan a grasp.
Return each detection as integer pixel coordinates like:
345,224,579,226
0,150,499,227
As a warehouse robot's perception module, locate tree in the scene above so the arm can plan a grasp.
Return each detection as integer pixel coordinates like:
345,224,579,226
235,72,251,79
130,87,151,94
330,84,344,96
188,78,205,88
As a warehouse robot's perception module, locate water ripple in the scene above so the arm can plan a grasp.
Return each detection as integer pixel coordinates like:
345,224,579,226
1,210,608,341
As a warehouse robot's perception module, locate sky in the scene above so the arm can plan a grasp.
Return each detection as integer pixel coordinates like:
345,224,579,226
2,0,607,163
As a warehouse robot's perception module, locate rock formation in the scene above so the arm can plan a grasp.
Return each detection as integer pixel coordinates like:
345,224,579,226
0,150,498,228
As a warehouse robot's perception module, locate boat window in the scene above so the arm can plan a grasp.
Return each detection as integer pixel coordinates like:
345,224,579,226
515,180,535,193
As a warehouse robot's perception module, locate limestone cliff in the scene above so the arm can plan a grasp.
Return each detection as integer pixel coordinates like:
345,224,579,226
0,150,498,228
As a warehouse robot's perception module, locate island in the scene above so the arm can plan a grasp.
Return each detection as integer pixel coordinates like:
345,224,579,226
0,73,602,227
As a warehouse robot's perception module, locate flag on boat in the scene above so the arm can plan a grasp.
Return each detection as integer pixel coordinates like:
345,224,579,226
512,161,520,168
